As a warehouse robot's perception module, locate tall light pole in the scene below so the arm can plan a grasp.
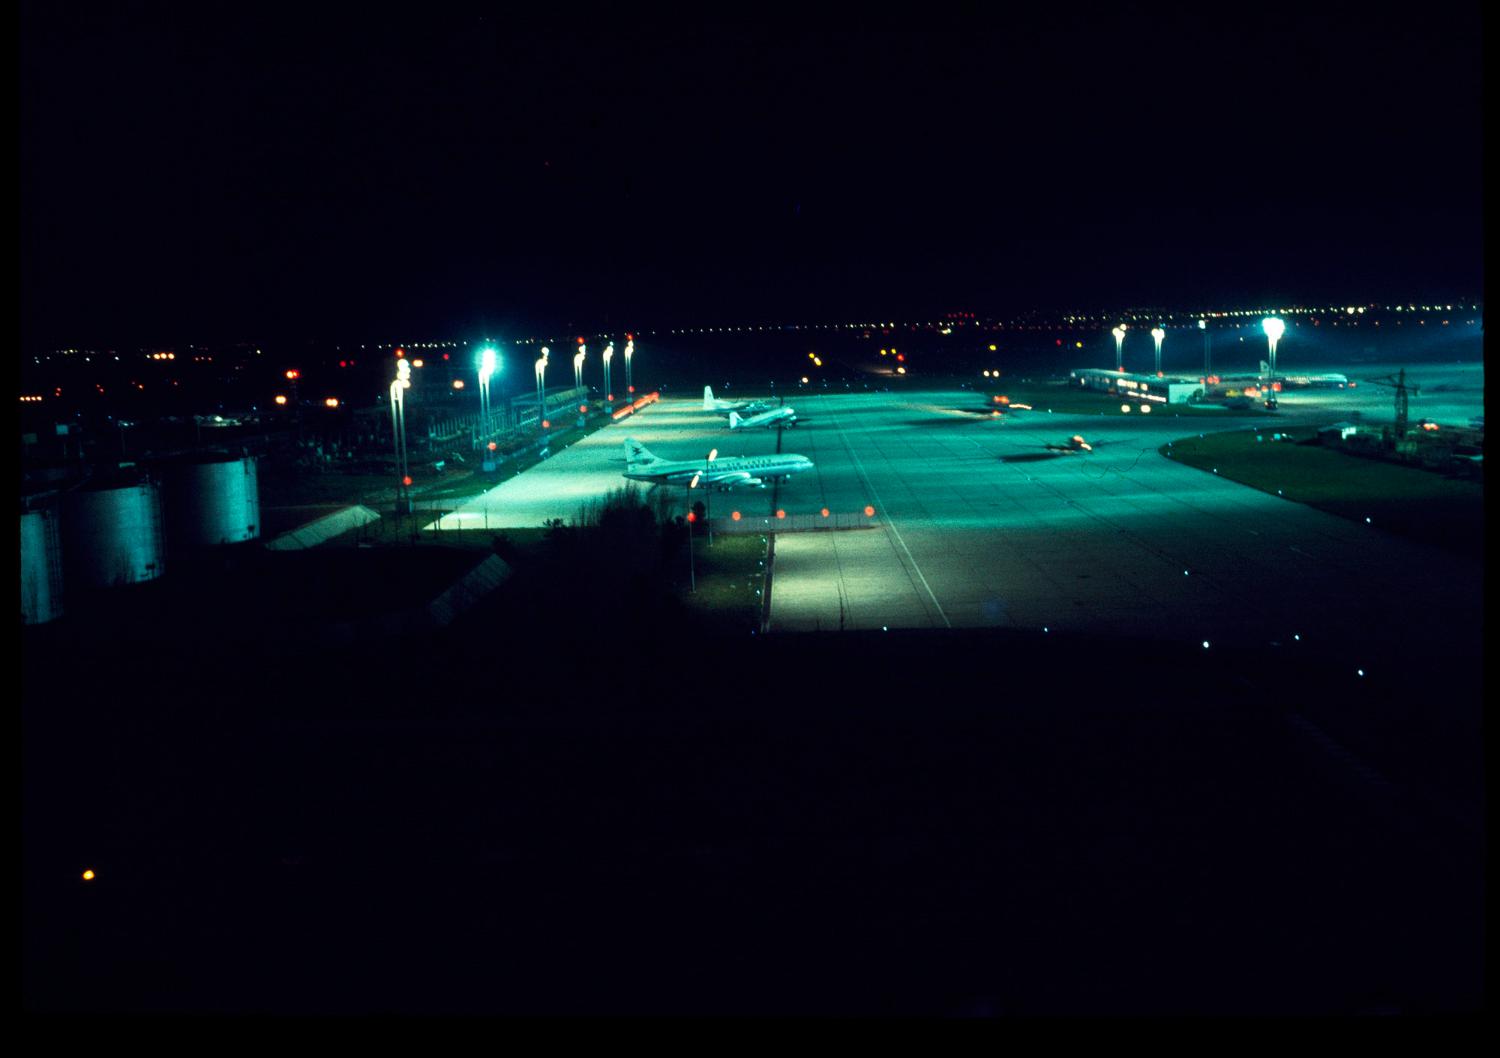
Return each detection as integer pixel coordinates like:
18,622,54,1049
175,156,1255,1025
535,347,550,426
390,357,412,514
476,345,497,443
1262,316,1285,379
1151,326,1165,377
573,341,586,394
1198,319,1210,379
602,343,614,408
624,335,635,397
1112,326,1126,373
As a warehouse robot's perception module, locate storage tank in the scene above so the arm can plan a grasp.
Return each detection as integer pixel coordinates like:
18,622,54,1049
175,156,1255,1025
60,481,165,588
20,507,65,624
160,454,261,550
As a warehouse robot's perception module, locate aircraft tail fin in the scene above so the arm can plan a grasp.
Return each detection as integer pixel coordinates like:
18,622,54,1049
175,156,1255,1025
703,385,716,411
728,410,742,430
623,437,661,467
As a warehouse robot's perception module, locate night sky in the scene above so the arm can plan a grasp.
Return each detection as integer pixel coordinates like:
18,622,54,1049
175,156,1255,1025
20,2,1484,345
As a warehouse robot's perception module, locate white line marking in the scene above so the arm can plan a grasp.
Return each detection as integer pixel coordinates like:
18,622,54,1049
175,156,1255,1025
827,401,951,629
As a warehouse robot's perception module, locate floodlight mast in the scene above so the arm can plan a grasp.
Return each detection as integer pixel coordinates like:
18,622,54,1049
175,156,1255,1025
624,337,635,394
536,347,550,424
476,346,498,444
1151,327,1165,377
602,343,614,404
1112,326,1126,372
390,357,413,513
1262,316,1285,379
1198,319,1210,379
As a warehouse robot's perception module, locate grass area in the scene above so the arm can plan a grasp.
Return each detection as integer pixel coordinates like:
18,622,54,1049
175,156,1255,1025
986,379,1267,417
1162,427,1484,560
678,532,768,630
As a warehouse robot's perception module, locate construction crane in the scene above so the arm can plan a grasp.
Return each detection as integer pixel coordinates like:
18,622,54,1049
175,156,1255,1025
1364,369,1420,439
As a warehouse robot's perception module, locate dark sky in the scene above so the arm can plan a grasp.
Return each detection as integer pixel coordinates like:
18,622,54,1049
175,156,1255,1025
20,2,1484,345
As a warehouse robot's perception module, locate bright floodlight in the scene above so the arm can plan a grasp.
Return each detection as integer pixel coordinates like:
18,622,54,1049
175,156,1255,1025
1112,326,1126,339
1150,327,1165,341
1198,319,1207,330
1262,316,1285,343
477,346,497,381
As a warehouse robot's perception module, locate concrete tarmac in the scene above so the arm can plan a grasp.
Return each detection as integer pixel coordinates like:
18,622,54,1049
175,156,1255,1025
431,368,1483,658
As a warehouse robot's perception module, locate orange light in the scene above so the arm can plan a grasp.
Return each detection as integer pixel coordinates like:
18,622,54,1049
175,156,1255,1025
402,475,413,486
542,419,550,428
731,511,741,521
453,379,465,389
776,509,786,519
274,395,288,405
820,507,830,517
864,505,875,517
412,359,424,368
285,369,299,380
324,397,339,408
487,441,497,451
81,869,95,881
395,348,405,358
580,404,589,413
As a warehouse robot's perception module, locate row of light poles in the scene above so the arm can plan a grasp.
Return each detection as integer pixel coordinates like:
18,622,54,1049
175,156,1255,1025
1107,317,1284,381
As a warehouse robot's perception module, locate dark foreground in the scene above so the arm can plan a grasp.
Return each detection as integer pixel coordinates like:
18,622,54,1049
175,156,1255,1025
23,560,1484,1016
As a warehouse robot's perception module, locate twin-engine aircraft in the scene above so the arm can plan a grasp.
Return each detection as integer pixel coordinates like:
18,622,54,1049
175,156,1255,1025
728,406,798,430
622,438,814,490
703,386,775,417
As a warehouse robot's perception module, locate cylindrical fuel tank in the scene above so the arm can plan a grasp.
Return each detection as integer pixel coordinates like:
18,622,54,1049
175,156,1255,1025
20,507,65,623
60,481,165,589
160,455,261,550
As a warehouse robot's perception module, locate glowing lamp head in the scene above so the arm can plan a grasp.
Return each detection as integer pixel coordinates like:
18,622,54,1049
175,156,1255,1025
1198,319,1207,330
1151,327,1165,342
274,394,287,405
1112,326,1126,339
1262,316,1285,343
478,347,497,380
396,359,411,382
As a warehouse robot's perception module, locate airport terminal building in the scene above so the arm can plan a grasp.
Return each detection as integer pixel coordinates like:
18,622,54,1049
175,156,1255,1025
1070,368,1203,405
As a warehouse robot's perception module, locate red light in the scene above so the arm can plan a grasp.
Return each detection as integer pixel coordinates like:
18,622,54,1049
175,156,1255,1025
864,505,875,517
820,507,829,517
577,337,585,345
1056,339,1062,346
686,511,696,523
625,333,633,340
339,360,348,368
776,509,786,519
896,353,904,362
627,385,635,393
731,511,741,521
607,394,613,401
542,419,550,428
579,404,589,413
285,369,300,380
395,348,405,358
402,475,412,486
442,353,449,360
487,441,497,451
